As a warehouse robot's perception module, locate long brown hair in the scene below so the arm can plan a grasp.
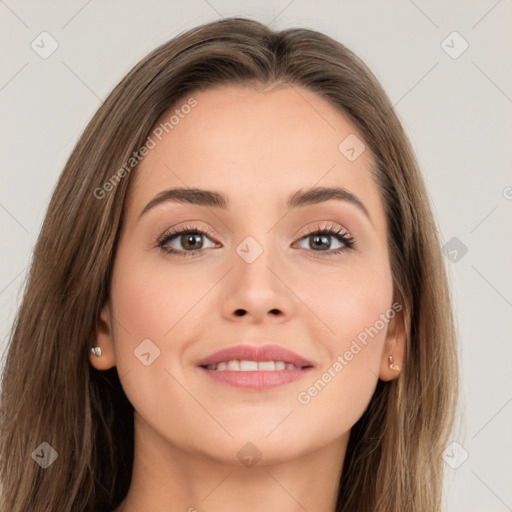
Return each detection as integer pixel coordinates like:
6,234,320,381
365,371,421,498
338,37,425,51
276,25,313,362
0,17,458,511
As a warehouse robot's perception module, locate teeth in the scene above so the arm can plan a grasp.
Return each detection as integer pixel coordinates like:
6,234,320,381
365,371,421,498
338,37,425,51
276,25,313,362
205,360,302,371
240,360,258,371
227,360,240,371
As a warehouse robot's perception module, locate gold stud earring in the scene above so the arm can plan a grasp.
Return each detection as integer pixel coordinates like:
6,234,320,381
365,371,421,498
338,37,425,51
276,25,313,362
90,346,102,357
388,355,400,371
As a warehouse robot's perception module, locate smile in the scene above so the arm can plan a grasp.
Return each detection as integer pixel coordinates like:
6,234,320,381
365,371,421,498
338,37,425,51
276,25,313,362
203,360,303,371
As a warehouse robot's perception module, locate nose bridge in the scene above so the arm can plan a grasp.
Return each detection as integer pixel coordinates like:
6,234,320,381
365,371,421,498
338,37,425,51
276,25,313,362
221,224,292,320
234,230,280,290
230,202,281,269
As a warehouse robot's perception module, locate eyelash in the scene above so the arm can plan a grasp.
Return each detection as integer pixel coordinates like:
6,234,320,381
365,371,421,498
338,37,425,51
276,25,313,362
156,222,356,258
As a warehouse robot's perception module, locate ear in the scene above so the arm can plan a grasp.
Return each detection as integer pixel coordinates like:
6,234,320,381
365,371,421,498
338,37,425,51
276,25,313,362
89,301,117,370
378,304,406,382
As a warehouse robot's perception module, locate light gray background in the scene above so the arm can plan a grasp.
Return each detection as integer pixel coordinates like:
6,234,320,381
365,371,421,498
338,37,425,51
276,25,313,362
1,1,511,510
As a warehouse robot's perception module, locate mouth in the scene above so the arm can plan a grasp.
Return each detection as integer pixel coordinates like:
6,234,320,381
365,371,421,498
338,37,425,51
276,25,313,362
200,360,312,371
196,344,315,391
196,343,314,368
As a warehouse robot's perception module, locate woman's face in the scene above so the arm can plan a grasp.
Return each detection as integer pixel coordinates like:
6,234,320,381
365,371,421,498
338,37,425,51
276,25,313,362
93,84,404,465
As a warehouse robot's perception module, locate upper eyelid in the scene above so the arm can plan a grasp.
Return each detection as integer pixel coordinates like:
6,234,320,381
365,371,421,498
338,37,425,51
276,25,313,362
301,222,351,236
157,223,216,241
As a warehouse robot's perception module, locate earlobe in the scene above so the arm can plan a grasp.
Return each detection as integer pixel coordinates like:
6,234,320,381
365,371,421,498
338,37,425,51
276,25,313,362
378,306,406,382
89,302,117,370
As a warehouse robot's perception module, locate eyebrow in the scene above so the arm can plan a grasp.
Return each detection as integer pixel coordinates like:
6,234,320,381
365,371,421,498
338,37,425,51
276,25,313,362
139,186,371,221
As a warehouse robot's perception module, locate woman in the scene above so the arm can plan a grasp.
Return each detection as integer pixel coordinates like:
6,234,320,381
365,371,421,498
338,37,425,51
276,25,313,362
0,16,458,512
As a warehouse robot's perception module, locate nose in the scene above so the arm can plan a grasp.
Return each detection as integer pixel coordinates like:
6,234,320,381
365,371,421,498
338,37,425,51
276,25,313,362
220,238,295,324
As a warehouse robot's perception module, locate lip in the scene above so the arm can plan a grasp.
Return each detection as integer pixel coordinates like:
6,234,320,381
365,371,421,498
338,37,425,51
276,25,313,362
196,343,315,391
196,343,314,368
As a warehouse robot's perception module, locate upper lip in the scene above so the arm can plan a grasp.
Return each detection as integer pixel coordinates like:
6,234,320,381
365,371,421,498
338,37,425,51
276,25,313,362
197,344,314,368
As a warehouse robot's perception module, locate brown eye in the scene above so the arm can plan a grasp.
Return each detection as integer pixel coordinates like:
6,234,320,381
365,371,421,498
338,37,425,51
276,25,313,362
295,224,355,256
306,233,334,251
157,225,219,256
180,233,205,250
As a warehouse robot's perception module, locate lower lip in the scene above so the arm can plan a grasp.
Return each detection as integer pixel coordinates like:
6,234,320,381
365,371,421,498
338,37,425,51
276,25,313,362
198,367,314,391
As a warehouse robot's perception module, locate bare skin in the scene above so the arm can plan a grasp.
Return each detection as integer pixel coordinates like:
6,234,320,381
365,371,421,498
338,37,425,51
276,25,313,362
90,84,405,512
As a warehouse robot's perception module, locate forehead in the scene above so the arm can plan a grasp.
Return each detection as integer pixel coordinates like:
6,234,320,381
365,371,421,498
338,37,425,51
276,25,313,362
127,84,384,226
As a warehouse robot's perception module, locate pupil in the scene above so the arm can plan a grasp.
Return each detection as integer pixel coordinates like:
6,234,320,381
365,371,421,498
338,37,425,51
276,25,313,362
183,233,202,250
311,234,330,250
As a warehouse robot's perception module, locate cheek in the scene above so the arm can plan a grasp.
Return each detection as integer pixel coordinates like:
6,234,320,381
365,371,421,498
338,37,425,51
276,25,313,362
110,252,216,340
107,252,216,431
108,250,229,395
295,259,393,417
336,271,393,353
301,255,394,347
